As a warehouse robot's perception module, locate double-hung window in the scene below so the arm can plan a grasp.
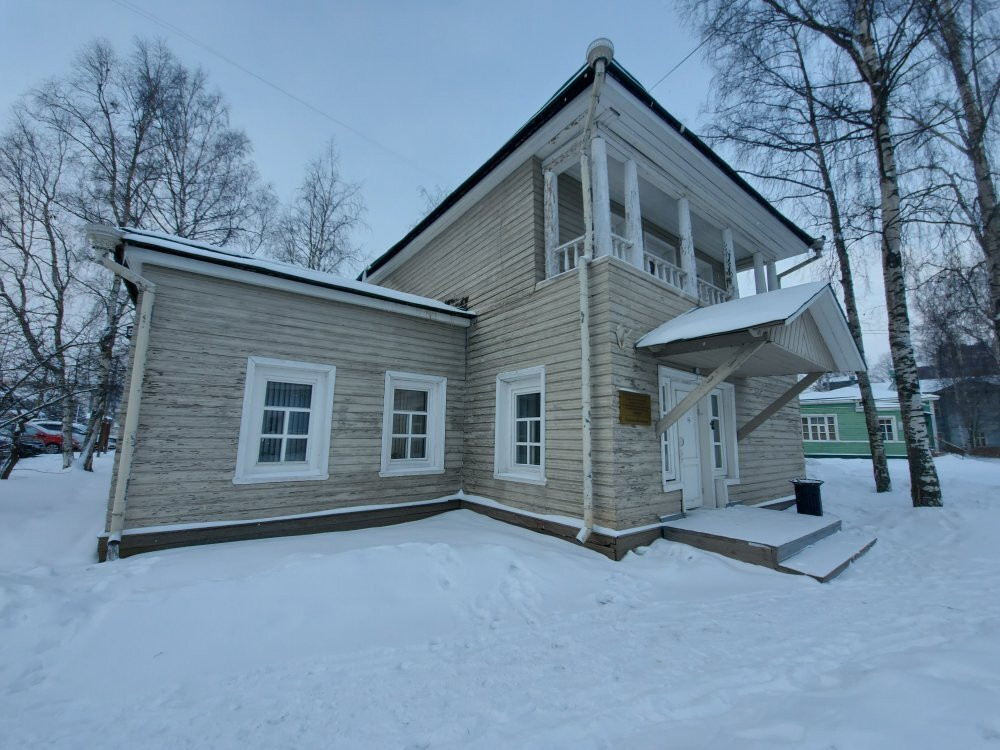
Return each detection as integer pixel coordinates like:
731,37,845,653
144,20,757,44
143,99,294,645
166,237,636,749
234,357,336,484
495,366,545,484
380,372,446,476
878,416,896,442
801,415,838,442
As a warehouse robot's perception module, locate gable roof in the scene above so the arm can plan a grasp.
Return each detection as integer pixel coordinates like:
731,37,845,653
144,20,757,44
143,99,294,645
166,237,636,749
636,283,865,377
800,381,938,405
94,227,475,321
361,58,815,280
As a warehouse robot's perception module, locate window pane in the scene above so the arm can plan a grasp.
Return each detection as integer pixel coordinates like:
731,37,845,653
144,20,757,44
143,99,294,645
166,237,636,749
410,414,427,435
284,438,308,462
287,411,310,435
714,445,723,469
530,420,541,443
261,409,284,435
516,421,528,443
265,381,312,408
392,414,408,435
258,438,282,463
516,392,540,418
410,437,426,459
394,388,427,412
529,446,541,466
391,437,408,459
515,445,528,464
711,394,720,418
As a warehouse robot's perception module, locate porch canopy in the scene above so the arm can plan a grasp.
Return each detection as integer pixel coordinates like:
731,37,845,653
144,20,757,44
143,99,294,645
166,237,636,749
636,283,865,438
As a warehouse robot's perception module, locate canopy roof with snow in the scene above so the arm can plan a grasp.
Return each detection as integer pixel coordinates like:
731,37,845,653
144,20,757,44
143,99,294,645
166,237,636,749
636,283,865,377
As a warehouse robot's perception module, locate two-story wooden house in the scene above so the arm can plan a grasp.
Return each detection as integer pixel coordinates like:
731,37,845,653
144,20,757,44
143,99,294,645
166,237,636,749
89,40,865,568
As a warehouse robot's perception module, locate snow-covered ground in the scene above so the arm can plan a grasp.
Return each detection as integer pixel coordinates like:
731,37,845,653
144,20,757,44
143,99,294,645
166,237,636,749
1,454,998,749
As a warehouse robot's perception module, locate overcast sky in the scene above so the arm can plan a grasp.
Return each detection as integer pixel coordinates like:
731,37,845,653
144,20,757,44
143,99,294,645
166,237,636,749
0,0,892,361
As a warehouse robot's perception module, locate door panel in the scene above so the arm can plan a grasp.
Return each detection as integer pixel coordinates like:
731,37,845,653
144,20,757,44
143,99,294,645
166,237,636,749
674,386,703,510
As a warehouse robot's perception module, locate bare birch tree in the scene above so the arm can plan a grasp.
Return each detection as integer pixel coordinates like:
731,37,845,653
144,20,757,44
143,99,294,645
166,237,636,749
922,0,1000,355
273,140,365,274
690,0,943,506
686,5,894,491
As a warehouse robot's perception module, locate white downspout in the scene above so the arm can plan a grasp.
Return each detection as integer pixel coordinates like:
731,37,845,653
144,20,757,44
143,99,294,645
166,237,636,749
576,38,613,545
87,226,155,561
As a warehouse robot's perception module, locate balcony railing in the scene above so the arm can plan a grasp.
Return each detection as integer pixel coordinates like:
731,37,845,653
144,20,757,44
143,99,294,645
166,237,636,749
549,234,729,307
697,278,730,306
644,253,686,289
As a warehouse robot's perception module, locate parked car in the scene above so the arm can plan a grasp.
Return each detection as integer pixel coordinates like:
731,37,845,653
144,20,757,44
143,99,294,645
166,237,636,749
24,423,81,453
0,429,46,458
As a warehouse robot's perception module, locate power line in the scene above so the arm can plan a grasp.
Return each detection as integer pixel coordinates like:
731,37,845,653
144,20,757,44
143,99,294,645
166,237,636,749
109,0,445,181
649,32,716,92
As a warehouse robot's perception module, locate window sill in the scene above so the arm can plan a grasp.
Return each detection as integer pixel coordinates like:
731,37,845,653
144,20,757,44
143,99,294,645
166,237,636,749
233,470,329,485
494,470,547,486
379,466,446,478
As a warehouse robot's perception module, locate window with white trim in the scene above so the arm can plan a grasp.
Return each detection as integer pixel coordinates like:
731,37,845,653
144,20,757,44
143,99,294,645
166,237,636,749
709,392,726,473
878,416,897,442
234,357,336,484
495,366,545,484
801,415,838,441
380,371,446,476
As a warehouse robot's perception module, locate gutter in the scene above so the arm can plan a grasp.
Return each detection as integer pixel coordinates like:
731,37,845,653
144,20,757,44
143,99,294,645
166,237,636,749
778,237,825,280
86,225,156,561
576,39,613,545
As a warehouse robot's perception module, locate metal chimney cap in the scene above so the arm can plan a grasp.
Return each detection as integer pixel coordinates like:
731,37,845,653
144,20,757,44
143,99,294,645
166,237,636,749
586,38,614,69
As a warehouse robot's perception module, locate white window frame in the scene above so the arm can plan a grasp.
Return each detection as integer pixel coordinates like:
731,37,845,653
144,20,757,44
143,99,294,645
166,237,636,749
380,371,447,477
878,415,897,443
658,366,739,492
234,357,336,485
801,414,839,442
495,366,546,485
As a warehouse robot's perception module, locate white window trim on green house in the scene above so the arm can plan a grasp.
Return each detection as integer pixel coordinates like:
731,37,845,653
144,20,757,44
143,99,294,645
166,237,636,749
380,371,447,477
801,414,839,442
878,415,898,443
234,357,336,485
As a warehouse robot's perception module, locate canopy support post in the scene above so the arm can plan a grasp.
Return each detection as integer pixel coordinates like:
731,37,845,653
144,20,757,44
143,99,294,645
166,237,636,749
737,372,823,441
654,340,766,437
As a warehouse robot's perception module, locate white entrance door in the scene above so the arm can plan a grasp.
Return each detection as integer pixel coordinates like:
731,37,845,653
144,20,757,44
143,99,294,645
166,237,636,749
674,385,703,510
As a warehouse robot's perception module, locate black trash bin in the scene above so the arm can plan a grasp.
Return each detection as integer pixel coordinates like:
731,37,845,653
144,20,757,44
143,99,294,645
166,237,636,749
790,478,824,516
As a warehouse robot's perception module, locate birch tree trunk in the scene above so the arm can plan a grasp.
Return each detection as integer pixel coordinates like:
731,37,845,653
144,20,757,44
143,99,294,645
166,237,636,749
857,3,943,506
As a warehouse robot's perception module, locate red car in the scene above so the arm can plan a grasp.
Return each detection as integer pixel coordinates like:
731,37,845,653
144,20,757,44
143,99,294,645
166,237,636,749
24,423,81,453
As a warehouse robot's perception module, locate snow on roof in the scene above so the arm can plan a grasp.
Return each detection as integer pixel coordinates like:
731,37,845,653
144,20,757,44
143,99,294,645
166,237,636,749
800,381,937,404
637,282,828,348
116,227,475,318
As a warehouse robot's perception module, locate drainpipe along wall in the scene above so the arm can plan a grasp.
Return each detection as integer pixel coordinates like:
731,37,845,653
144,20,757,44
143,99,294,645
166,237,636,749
88,230,156,561
575,39,612,545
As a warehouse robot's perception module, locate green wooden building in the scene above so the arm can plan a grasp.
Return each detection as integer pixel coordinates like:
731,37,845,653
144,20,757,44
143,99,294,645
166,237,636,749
799,382,938,458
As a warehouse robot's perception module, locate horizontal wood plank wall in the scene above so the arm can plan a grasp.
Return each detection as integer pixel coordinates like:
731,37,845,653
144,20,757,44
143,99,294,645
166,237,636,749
119,264,467,529
605,259,693,527
728,375,806,504
602,258,806,526
378,159,618,528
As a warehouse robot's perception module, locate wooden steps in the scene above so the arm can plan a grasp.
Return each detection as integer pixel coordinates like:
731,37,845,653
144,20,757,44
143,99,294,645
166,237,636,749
660,506,875,582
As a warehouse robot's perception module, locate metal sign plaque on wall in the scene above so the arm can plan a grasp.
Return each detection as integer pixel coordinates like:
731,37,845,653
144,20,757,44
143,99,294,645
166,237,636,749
618,391,651,425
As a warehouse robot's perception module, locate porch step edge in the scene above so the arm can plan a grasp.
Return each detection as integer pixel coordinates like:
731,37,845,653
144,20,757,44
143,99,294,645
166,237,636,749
776,531,878,582
774,516,842,562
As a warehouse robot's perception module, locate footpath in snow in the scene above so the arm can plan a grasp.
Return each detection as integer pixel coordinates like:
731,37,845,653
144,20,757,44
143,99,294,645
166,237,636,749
1,453,999,749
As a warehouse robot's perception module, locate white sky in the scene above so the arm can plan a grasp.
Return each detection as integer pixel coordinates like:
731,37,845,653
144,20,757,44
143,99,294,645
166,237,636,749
0,0,892,361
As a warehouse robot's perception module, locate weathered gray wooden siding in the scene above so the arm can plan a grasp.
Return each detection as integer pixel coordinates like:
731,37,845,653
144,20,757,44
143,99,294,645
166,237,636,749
602,258,805,528
115,264,467,529
379,158,617,527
